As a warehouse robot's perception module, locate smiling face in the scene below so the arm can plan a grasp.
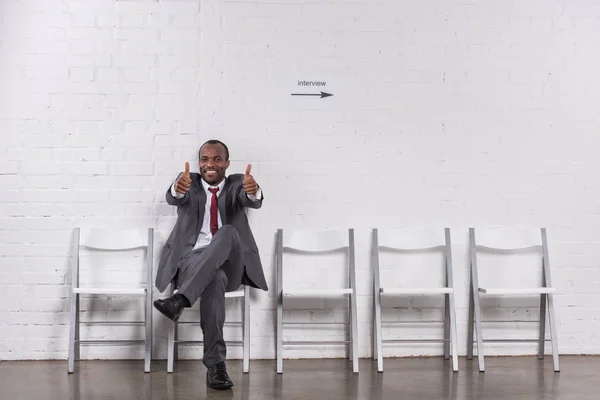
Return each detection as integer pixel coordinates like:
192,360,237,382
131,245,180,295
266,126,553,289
198,142,230,185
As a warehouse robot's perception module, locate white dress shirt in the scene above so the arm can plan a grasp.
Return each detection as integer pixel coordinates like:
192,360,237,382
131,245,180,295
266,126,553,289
170,177,262,251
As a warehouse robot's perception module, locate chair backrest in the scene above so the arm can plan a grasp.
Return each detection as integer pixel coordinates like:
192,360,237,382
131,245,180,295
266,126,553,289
282,229,349,252
72,227,154,288
375,227,448,251
372,228,452,289
276,228,356,290
79,228,151,250
471,227,542,251
469,227,549,288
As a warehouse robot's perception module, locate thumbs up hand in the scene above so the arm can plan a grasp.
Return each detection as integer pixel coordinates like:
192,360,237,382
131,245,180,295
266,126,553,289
242,164,259,195
175,162,192,194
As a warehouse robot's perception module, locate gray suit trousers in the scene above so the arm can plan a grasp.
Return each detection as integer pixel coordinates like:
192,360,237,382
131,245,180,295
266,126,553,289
176,225,244,367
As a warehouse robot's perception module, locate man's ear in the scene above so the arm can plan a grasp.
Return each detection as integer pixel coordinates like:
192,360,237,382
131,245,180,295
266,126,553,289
225,160,230,169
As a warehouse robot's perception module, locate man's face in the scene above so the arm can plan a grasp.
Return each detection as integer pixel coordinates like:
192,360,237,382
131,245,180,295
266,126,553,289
198,143,229,185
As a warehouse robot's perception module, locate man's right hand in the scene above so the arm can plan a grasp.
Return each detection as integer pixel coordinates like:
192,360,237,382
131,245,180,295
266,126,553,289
175,162,192,194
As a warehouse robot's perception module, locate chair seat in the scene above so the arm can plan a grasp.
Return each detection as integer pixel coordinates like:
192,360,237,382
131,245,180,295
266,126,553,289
225,289,245,298
73,287,146,295
478,287,556,295
381,287,453,294
283,288,353,296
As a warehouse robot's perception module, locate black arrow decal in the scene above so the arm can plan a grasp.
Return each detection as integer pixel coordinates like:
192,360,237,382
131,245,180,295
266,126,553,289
291,91,333,98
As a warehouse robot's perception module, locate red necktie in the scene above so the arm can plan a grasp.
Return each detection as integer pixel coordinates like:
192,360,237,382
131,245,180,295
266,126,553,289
208,187,219,235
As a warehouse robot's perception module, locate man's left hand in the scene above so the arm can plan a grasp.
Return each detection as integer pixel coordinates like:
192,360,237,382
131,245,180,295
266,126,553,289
243,164,259,195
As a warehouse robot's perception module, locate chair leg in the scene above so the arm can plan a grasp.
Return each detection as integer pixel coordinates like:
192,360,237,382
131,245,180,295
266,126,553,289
547,293,560,372
473,288,485,372
144,290,152,373
372,293,377,362
67,292,78,373
444,293,450,360
467,283,475,360
449,293,459,372
167,320,176,373
538,293,547,360
374,290,383,372
276,293,283,374
74,295,80,362
350,292,359,374
243,289,250,374
541,228,560,372
348,293,353,363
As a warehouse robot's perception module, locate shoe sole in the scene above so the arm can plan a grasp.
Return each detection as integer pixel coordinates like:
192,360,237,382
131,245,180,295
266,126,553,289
153,300,179,322
208,383,233,390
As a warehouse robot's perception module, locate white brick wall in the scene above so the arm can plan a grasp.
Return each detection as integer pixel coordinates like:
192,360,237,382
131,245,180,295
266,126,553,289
1,0,600,361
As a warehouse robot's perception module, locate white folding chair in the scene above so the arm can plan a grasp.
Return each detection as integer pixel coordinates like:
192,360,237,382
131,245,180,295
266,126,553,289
276,228,359,374
372,228,458,372
167,284,251,373
67,227,154,373
467,227,560,372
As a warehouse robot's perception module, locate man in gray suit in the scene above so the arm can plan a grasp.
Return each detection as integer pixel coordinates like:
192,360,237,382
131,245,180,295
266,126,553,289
153,139,268,390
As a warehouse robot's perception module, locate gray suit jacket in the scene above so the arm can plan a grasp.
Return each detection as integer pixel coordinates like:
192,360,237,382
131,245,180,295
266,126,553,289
155,172,268,293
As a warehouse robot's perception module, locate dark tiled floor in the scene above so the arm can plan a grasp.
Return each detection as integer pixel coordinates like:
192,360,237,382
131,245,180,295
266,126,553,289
0,356,596,400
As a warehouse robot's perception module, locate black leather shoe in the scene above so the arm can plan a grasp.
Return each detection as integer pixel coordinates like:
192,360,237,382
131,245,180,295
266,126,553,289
153,294,189,322
206,361,234,390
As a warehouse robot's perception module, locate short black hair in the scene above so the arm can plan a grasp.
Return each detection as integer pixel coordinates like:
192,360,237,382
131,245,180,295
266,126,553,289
199,139,229,161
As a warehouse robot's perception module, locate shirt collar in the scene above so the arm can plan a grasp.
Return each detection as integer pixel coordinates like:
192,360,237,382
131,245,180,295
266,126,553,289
201,176,226,195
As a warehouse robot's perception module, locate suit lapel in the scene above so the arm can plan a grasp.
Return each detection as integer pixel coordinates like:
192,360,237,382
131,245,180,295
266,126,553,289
218,177,228,225
196,177,207,236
